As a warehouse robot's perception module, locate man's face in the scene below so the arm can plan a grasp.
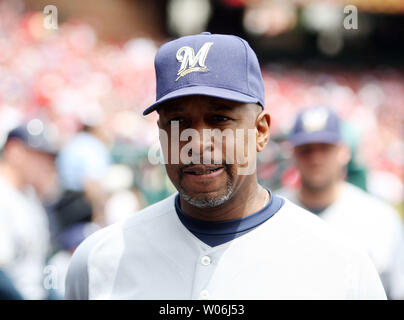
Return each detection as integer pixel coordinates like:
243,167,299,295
158,95,266,208
5,139,57,193
23,147,57,197
293,142,350,191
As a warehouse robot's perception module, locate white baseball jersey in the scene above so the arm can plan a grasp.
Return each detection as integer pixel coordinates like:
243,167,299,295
65,193,386,300
0,177,50,300
278,182,404,299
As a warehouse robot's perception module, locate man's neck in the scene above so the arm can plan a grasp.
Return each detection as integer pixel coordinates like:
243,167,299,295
179,181,269,222
298,181,343,211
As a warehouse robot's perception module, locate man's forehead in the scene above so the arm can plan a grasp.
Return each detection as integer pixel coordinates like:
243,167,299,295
157,96,254,114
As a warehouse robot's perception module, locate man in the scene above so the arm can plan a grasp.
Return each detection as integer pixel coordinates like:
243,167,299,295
0,123,57,299
278,106,404,299
54,124,111,252
65,33,386,299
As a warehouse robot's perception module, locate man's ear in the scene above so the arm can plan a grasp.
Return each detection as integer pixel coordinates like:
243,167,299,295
338,143,352,167
256,111,271,152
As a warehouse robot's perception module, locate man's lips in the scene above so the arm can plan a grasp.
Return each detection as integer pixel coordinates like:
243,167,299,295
182,164,225,176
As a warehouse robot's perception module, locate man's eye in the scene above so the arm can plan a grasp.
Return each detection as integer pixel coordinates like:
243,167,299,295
211,115,232,122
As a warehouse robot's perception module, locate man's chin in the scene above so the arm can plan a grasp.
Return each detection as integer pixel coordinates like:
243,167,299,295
179,186,234,209
302,178,333,192
186,197,225,209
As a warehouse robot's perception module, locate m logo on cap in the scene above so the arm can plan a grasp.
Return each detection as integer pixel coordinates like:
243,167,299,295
302,108,329,132
176,42,213,81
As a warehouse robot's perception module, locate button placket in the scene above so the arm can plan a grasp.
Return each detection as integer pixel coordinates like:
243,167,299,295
191,250,217,299
201,255,211,266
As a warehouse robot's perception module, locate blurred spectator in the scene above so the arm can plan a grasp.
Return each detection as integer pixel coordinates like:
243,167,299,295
57,124,111,194
277,106,404,299
53,124,111,252
0,122,57,299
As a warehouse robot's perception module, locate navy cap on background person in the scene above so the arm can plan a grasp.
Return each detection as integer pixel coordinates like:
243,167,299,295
5,121,58,156
289,106,341,146
143,32,265,115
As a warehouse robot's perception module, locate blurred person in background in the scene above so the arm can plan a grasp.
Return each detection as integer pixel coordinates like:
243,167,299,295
277,106,404,299
0,222,23,300
54,123,111,254
39,122,113,297
0,122,58,299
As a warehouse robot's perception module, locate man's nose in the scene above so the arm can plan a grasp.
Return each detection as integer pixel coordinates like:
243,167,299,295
305,147,325,162
181,121,213,161
187,130,213,158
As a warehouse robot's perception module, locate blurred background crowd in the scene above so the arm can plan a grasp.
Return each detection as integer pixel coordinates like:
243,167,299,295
0,0,403,299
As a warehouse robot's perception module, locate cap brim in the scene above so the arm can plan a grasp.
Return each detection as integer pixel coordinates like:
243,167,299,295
36,147,58,157
290,131,341,147
143,86,262,116
25,139,58,156
26,145,58,157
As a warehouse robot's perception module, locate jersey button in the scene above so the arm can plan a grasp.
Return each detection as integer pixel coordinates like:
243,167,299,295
201,255,211,266
199,289,210,300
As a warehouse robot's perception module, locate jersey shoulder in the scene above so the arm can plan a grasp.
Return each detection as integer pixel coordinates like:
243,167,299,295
275,197,342,237
64,193,178,299
273,198,386,299
274,197,378,268
272,197,359,252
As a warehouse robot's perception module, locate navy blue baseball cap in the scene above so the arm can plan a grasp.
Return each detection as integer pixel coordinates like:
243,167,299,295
289,106,341,146
143,32,265,115
6,122,58,155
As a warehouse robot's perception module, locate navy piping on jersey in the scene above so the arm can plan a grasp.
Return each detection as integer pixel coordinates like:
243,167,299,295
306,207,327,215
175,187,284,247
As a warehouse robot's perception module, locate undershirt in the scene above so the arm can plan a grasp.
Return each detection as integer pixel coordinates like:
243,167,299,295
175,187,284,247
